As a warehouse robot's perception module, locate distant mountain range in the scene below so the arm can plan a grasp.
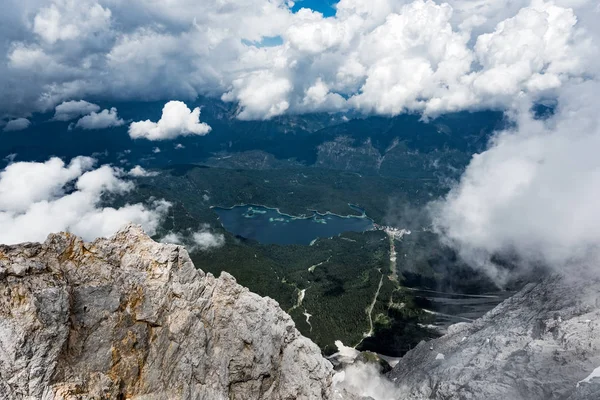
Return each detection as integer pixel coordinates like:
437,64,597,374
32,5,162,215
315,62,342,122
0,97,507,174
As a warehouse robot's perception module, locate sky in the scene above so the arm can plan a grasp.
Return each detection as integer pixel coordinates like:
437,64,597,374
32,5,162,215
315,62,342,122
292,0,338,16
0,0,599,280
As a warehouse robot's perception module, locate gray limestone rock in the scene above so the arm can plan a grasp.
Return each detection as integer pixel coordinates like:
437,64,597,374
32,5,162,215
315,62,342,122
388,275,600,400
0,224,333,399
6,224,600,400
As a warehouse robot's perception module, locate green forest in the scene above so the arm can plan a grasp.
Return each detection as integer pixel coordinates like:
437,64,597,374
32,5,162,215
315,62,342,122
115,164,498,356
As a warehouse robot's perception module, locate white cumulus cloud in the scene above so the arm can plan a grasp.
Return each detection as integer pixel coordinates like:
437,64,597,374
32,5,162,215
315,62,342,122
222,70,294,120
33,0,112,44
0,0,597,120
0,157,171,244
129,101,212,140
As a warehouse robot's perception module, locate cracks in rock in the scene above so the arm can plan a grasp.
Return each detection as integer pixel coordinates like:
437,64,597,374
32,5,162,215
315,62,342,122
136,319,162,328
1,227,334,400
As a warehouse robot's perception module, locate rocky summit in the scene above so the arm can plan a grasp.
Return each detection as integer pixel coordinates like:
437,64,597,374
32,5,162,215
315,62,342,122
0,224,333,399
3,224,600,400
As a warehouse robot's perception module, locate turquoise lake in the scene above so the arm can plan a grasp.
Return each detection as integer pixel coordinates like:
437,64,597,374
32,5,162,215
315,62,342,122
213,205,374,245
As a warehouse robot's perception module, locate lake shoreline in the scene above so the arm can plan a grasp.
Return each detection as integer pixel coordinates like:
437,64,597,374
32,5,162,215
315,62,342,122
211,202,372,221
212,203,375,246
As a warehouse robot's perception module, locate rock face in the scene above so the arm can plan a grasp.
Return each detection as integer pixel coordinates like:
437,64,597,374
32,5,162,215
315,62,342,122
388,275,600,400
0,224,333,399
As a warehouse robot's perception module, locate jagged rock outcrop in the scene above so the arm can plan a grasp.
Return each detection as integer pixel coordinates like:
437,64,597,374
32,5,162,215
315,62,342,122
0,224,333,399
388,275,600,400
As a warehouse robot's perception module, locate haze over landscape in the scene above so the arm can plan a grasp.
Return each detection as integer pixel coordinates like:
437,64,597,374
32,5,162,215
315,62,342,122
1,0,600,399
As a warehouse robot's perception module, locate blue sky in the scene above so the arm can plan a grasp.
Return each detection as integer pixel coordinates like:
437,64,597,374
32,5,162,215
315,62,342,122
291,0,338,17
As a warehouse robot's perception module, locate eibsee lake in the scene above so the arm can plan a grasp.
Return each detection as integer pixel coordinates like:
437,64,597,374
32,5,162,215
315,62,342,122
213,205,374,245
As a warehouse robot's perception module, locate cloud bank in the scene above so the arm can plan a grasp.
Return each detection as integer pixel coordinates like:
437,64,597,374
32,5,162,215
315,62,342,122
129,101,211,140
431,80,600,280
0,157,171,244
0,0,597,119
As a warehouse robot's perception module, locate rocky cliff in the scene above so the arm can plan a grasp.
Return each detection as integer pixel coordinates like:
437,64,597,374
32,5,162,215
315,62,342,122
6,224,600,400
0,224,333,399
388,275,600,400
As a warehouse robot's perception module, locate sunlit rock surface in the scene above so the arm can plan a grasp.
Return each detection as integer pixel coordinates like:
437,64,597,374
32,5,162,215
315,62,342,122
0,224,333,399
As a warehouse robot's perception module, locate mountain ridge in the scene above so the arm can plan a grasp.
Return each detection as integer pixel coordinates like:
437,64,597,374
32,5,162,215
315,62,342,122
388,275,600,399
0,224,333,399
3,225,600,400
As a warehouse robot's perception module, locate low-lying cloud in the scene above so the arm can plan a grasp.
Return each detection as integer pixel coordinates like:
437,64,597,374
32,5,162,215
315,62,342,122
129,101,211,140
0,157,171,244
128,165,159,177
430,80,600,281
160,225,225,252
333,362,401,400
191,229,226,251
